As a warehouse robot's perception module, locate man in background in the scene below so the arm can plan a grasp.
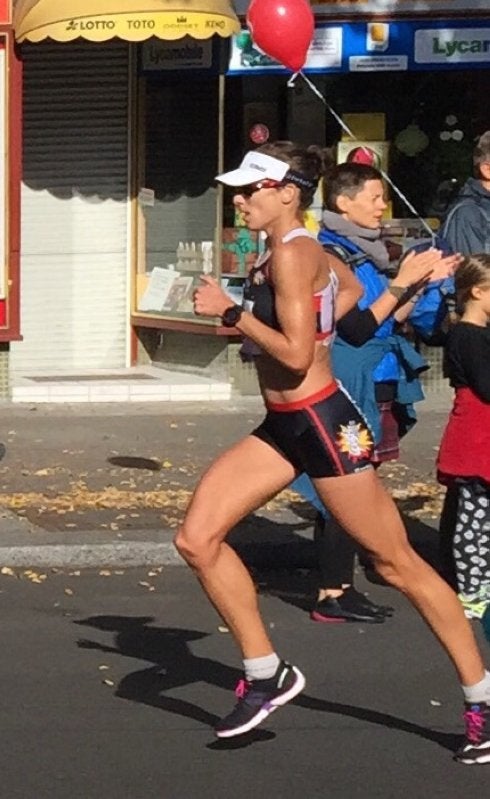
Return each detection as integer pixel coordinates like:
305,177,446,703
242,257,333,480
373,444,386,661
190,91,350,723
442,131,490,254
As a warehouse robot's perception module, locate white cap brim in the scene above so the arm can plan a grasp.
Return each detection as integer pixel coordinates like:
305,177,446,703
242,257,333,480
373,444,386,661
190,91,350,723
216,151,289,186
216,166,268,186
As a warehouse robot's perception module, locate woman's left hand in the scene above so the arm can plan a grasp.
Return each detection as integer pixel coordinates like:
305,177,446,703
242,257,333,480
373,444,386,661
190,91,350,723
399,249,463,286
193,275,233,318
425,252,464,282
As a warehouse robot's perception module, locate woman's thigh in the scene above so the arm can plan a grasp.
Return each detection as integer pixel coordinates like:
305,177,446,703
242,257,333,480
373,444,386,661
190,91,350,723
180,434,297,546
312,468,410,560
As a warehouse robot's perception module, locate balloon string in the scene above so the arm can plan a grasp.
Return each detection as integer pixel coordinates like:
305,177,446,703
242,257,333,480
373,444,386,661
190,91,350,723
288,71,435,240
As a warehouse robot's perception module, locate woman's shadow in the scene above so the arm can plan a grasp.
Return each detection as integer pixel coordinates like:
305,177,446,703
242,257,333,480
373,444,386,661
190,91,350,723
75,614,461,753
76,615,274,749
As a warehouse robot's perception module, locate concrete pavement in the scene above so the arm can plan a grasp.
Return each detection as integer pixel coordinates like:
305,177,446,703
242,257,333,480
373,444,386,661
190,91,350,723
0,391,452,568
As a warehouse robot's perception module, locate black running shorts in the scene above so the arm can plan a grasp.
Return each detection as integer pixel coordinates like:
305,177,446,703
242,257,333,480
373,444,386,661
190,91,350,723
252,382,374,478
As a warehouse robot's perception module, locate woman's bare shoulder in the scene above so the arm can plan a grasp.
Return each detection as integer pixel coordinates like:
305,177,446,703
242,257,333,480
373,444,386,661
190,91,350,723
271,237,317,267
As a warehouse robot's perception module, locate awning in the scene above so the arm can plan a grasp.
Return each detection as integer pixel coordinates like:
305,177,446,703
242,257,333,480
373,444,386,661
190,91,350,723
14,0,241,43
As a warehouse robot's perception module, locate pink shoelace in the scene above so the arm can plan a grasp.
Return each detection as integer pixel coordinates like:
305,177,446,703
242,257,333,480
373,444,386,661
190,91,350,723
464,707,485,743
235,679,251,699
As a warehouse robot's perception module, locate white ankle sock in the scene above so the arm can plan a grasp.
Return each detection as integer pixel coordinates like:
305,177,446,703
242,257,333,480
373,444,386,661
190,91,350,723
462,670,490,704
243,653,280,682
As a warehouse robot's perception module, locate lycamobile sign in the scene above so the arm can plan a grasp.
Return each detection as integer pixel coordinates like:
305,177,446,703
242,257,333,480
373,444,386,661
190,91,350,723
415,28,490,63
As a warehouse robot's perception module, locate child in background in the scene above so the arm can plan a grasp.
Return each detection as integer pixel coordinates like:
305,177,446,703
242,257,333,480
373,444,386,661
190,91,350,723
437,254,490,620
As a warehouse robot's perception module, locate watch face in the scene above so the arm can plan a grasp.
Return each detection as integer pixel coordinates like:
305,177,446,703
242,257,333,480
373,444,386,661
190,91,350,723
223,305,241,326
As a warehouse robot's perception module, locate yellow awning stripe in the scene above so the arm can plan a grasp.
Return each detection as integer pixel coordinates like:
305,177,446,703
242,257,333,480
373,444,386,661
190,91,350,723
14,0,241,43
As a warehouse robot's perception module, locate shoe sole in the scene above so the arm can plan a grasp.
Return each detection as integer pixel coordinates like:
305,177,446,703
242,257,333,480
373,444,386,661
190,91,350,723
455,752,490,765
310,611,385,624
215,666,306,739
463,609,486,620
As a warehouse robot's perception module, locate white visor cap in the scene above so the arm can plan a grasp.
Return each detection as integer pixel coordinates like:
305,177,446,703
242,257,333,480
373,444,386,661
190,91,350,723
216,151,289,187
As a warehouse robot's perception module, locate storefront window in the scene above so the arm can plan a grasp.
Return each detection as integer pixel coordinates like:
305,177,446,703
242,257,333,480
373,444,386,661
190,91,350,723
134,51,223,325
223,68,489,236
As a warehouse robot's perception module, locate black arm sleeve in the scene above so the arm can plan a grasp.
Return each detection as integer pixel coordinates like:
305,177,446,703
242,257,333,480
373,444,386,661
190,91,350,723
336,305,379,347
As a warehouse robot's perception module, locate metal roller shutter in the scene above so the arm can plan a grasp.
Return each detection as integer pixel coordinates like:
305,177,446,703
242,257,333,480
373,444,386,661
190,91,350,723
11,40,130,374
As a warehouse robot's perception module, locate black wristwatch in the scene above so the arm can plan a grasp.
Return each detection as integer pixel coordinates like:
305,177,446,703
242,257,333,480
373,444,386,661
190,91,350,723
221,304,244,328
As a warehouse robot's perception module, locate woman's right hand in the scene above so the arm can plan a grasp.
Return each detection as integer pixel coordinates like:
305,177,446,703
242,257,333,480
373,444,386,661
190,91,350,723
393,248,461,289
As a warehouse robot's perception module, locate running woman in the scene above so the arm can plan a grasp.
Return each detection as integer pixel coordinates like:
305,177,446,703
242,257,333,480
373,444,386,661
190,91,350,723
174,142,490,764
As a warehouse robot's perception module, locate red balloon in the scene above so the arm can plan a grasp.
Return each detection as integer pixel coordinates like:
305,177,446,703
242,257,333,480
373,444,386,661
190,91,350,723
246,0,314,73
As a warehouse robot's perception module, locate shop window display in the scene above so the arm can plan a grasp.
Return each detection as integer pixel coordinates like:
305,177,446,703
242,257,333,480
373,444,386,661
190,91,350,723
134,74,222,324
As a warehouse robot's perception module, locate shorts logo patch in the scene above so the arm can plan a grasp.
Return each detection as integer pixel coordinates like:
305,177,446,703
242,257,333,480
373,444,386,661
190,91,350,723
337,420,373,462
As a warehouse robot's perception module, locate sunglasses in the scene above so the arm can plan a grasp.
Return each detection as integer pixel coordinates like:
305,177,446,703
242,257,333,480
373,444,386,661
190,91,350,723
235,179,284,198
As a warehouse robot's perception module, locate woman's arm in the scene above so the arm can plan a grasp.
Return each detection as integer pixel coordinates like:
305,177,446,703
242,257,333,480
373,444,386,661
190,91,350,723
337,250,461,346
327,254,363,321
194,243,318,375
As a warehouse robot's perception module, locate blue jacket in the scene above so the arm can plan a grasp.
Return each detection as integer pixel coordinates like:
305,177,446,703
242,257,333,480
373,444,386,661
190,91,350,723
331,334,427,444
318,228,399,383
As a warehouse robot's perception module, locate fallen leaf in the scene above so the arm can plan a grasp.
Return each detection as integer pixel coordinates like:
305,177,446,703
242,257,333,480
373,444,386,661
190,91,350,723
64,588,74,596
98,665,110,671
218,625,229,633
1,567,16,577
102,679,115,687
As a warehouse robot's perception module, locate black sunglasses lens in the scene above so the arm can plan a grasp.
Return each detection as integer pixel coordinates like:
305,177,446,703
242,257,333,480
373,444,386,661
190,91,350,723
238,185,256,197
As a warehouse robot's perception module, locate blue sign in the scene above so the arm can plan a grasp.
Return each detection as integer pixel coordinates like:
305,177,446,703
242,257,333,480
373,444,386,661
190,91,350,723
228,18,490,75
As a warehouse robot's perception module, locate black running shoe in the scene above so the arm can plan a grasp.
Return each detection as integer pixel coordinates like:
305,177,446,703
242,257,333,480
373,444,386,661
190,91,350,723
454,702,490,764
311,590,386,624
214,661,305,738
345,587,394,617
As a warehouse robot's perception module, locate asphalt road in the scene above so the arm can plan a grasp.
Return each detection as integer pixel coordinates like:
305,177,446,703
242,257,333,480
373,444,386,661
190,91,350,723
0,566,487,798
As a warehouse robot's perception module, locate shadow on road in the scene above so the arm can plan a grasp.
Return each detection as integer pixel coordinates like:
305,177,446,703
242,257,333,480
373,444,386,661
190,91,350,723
74,614,459,753
228,503,447,615
107,455,162,471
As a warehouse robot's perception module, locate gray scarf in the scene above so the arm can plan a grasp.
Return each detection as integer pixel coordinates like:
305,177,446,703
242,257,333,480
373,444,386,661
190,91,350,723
321,210,391,273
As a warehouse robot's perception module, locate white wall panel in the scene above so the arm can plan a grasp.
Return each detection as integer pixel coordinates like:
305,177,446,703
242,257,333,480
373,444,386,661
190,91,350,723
11,41,130,374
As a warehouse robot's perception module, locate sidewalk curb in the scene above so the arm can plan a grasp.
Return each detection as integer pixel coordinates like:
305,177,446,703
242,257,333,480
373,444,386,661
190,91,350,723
0,542,185,569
